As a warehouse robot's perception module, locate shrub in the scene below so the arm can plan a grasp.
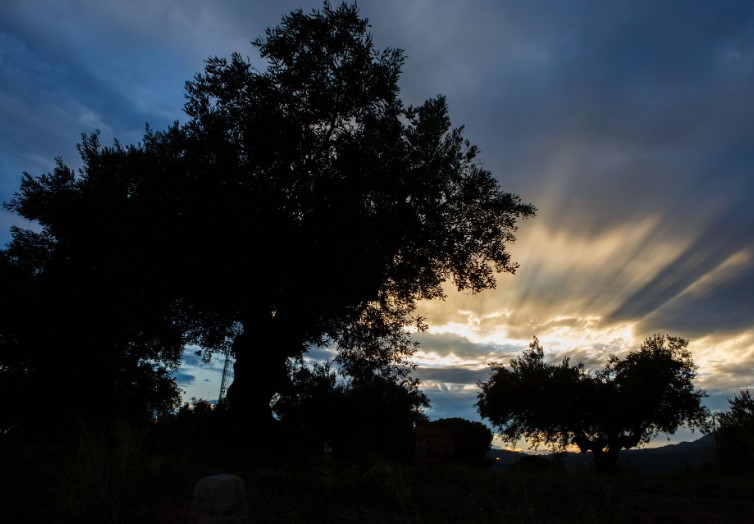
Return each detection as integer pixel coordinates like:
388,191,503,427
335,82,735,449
431,417,493,464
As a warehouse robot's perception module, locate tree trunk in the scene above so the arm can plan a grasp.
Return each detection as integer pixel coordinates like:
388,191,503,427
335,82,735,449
226,326,288,432
573,433,622,473
225,312,304,437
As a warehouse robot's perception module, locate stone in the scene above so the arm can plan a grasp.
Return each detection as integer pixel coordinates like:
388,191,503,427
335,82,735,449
191,473,249,524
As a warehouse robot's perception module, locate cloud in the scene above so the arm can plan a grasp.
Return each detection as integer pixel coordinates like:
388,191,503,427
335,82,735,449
630,249,754,337
414,332,518,360
713,354,754,381
173,371,196,387
420,382,484,422
701,349,754,393
414,366,491,385
551,346,616,371
304,345,338,363
181,346,226,372
181,351,204,368
704,391,742,413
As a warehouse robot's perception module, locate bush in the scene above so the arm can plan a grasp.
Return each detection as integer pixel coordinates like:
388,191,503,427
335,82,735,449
273,362,428,459
431,418,493,465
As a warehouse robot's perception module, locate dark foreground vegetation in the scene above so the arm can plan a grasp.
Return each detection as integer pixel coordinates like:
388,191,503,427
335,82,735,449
2,419,753,524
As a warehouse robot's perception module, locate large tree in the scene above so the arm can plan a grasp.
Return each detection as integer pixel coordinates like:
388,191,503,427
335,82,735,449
4,2,534,429
477,335,710,472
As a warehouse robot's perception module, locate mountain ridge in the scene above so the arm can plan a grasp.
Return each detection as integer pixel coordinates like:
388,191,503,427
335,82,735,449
488,433,717,472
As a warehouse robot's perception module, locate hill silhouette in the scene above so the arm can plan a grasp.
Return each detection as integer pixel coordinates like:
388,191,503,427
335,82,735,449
489,433,716,473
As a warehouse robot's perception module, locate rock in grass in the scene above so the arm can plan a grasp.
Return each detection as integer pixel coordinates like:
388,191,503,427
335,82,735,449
191,474,249,524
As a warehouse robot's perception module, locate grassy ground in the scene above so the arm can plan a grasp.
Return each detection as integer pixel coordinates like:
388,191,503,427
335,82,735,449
2,425,753,523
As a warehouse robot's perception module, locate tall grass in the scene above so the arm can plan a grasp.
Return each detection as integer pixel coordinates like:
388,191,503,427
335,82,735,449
51,422,147,523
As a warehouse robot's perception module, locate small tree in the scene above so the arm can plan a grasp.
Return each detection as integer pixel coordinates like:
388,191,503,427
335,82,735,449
477,335,710,472
715,390,754,473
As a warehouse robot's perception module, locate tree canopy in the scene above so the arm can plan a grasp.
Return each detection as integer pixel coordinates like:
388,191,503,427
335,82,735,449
476,335,710,472
1,2,534,432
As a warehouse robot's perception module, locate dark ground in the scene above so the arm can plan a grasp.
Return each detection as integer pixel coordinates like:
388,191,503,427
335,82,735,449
2,430,753,524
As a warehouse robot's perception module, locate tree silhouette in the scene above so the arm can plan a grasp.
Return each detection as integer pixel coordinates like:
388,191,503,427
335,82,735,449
177,2,535,425
715,390,754,473
477,335,710,472
3,2,534,431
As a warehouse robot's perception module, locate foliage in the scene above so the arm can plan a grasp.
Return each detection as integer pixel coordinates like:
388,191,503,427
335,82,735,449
431,417,493,464
0,229,182,433
273,358,428,458
2,1,534,427
272,361,345,448
477,335,710,472
715,390,754,473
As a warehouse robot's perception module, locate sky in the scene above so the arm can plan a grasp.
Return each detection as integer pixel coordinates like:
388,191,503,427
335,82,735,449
2,0,754,447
